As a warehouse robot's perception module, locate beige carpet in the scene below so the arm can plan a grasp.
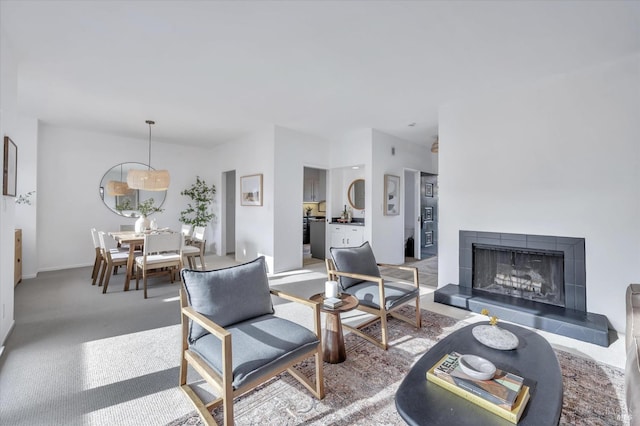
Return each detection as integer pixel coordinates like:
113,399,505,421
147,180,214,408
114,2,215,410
169,307,628,426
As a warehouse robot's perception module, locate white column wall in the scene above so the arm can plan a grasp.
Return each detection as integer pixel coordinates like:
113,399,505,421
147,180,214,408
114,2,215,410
209,128,276,272
14,116,38,279
0,28,18,348
273,126,330,272
438,54,640,332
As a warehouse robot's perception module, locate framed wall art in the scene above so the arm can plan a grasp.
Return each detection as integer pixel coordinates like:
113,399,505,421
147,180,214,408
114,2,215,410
384,174,400,216
241,174,263,206
424,206,433,221
3,136,17,197
425,182,433,198
425,231,433,246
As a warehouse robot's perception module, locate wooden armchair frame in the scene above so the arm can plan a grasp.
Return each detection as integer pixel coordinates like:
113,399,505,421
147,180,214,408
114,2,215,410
179,287,325,425
325,258,421,350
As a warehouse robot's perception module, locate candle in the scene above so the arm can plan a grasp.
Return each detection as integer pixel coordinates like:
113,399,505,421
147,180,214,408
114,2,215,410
325,280,339,298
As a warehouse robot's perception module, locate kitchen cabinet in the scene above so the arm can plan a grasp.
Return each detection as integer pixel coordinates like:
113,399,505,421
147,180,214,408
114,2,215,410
303,168,326,202
329,224,364,248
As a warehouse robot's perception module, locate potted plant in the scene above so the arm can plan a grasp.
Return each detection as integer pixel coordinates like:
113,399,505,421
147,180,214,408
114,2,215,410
135,198,164,232
179,176,216,227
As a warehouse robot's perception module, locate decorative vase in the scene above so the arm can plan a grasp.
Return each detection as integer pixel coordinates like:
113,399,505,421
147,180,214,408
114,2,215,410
135,215,150,233
471,324,519,350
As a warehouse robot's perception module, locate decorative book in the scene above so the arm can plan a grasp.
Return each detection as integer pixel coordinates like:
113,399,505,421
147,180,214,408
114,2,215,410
426,353,530,424
323,297,343,308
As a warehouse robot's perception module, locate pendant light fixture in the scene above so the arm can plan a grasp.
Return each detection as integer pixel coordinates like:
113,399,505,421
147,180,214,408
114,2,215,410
127,120,170,191
106,163,132,196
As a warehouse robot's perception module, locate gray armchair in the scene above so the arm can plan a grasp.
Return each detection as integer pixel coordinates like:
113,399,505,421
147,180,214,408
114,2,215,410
326,242,421,350
179,256,324,425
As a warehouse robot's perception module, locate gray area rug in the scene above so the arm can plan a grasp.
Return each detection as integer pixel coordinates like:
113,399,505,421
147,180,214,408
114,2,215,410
168,308,628,426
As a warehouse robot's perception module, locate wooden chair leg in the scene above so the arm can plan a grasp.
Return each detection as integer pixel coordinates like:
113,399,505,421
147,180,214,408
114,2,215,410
98,260,107,287
102,262,113,294
143,270,148,299
91,250,101,284
198,254,205,270
380,311,389,350
135,266,140,291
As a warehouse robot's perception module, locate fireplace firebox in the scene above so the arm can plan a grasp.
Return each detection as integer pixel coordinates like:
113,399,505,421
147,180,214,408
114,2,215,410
434,231,609,346
472,244,565,308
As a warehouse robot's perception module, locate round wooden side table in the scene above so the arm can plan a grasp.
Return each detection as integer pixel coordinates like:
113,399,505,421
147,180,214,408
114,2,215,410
310,293,359,364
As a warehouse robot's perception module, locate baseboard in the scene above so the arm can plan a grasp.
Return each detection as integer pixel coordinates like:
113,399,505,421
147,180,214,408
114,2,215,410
38,262,93,273
1,319,16,350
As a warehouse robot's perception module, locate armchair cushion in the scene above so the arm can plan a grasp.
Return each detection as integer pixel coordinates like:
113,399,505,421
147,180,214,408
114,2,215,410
330,241,381,290
343,280,420,311
190,314,319,390
182,256,274,343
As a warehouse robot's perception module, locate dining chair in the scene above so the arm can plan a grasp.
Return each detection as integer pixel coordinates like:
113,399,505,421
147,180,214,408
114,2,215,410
181,224,193,245
98,231,135,293
182,226,206,270
90,228,103,285
135,232,183,299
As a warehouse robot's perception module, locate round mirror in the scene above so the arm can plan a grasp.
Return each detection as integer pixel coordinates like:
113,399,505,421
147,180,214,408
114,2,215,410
347,179,365,210
99,162,167,218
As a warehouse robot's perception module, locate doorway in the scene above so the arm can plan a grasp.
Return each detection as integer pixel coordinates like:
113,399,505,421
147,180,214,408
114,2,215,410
222,170,236,256
420,172,437,258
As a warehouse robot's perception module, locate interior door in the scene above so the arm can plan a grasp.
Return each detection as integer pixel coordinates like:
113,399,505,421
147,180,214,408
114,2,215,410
413,171,422,259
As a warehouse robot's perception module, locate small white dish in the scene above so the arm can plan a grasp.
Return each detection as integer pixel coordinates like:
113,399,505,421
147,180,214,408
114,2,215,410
458,354,496,380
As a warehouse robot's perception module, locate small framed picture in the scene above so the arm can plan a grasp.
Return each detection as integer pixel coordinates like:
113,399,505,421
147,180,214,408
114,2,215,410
425,231,433,245
241,174,263,206
425,182,433,198
3,136,17,197
425,206,433,221
384,174,400,216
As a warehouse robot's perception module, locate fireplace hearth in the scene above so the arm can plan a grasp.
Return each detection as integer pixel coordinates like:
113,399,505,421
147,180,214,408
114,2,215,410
434,231,609,346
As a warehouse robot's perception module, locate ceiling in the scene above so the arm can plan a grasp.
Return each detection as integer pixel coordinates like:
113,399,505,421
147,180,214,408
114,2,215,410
1,1,638,148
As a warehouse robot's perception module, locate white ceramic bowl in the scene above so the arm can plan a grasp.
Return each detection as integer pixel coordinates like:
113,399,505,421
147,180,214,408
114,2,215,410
458,354,496,380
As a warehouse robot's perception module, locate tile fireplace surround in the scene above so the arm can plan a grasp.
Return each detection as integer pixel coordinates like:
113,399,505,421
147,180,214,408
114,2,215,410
434,230,609,346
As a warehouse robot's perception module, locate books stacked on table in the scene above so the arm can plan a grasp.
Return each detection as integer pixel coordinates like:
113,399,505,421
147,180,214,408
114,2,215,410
323,297,343,309
426,352,530,424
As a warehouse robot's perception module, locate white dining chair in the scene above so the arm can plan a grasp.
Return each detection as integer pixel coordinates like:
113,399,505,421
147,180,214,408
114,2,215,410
135,232,183,299
181,224,193,245
98,231,136,293
182,226,206,270
90,228,103,285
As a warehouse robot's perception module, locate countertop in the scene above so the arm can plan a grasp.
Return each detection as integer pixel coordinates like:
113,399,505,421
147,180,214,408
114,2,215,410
329,220,365,226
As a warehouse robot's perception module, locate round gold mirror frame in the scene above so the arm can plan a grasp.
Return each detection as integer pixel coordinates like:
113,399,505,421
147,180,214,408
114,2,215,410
347,179,365,210
98,162,167,218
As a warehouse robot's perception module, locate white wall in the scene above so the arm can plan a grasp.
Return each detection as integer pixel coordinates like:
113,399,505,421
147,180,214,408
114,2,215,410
0,29,18,348
37,124,216,271
14,116,38,279
274,126,330,272
209,128,276,271
371,130,436,264
438,54,640,332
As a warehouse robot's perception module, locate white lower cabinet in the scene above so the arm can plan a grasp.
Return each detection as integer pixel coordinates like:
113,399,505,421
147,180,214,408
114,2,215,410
329,225,364,248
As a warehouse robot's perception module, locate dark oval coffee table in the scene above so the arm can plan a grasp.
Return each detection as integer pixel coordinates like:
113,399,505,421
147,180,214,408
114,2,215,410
395,321,563,425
